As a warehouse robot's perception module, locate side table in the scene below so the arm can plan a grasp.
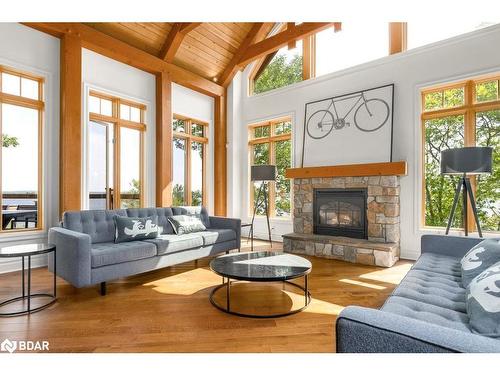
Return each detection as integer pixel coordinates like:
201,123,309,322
0,243,57,317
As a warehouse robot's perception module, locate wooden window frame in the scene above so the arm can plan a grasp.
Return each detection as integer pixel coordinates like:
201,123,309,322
249,22,406,95
173,114,208,207
420,73,500,233
248,116,292,218
0,65,45,233
88,90,146,209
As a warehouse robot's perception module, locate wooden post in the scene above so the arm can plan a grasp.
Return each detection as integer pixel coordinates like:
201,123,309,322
60,33,82,216
214,93,227,216
155,71,173,207
389,22,407,55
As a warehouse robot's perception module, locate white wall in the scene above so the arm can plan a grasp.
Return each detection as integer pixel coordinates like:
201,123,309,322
172,83,215,214
82,48,156,207
0,23,60,272
228,24,500,259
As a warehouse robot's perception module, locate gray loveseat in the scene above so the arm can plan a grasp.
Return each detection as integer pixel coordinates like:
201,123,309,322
336,234,500,353
48,206,241,295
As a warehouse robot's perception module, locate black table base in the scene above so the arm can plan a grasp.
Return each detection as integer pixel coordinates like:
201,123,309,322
0,252,57,317
209,275,311,319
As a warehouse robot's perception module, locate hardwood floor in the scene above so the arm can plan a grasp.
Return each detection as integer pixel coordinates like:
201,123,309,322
0,240,412,352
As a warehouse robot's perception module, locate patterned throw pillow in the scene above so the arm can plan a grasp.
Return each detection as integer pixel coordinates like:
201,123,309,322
114,216,159,243
466,261,500,337
168,215,206,235
461,239,500,287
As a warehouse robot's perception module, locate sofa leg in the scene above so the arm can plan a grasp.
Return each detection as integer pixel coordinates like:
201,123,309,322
100,282,106,296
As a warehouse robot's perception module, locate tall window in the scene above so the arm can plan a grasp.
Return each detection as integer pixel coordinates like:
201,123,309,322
407,22,496,50
422,75,500,232
172,115,208,206
0,66,44,232
87,91,146,209
248,117,292,217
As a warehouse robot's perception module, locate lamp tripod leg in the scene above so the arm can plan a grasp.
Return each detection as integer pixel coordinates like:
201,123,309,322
446,177,463,235
464,178,483,238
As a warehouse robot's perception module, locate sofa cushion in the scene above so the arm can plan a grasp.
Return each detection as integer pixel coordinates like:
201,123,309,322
199,229,236,246
144,233,204,255
466,261,500,337
382,296,471,332
114,215,159,243
172,206,210,228
393,270,467,313
168,215,206,235
91,241,157,268
461,239,500,287
63,209,127,244
412,252,462,277
126,207,174,234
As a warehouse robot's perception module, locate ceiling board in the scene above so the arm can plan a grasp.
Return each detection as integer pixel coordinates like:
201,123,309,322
83,22,277,82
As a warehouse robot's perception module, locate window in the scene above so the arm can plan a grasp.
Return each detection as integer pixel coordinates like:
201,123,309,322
408,21,496,50
0,66,44,232
172,115,208,206
315,21,389,77
248,118,292,217
422,75,500,232
87,91,146,209
249,23,304,95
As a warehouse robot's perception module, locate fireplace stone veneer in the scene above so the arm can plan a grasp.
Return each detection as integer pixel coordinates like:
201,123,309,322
283,175,400,267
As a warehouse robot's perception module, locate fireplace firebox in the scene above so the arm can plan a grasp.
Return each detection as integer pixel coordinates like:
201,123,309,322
313,188,368,239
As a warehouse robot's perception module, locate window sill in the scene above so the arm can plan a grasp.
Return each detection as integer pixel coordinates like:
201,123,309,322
247,216,292,223
417,226,500,237
0,229,47,243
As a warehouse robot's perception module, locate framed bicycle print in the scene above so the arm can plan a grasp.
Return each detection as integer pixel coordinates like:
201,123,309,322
300,84,394,167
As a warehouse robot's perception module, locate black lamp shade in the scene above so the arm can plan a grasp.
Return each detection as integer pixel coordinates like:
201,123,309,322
441,147,493,175
251,165,276,181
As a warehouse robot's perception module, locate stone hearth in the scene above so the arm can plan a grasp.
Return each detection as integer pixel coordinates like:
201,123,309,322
283,175,401,267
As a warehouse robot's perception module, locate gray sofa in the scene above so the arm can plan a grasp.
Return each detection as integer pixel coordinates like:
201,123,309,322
336,234,500,353
48,206,241,295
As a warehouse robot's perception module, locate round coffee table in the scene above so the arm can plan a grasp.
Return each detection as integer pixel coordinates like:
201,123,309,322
0,243,57,317
209,251,312,318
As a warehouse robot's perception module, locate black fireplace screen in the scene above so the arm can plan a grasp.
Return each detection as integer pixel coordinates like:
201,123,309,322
313,188,368,239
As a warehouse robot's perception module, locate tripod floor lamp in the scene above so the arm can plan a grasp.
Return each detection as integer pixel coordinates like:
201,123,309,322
441,146,493,237
250,165,276,247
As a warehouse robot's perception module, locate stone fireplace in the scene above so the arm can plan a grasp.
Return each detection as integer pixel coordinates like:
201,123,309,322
283,173,403,267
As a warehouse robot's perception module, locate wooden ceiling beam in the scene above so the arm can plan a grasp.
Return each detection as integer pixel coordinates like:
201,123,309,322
218,22,274,87
23,22,223,97
237,22,335,67
160,22,201,62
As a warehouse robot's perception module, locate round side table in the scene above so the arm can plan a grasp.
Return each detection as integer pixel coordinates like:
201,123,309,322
0,243,57,317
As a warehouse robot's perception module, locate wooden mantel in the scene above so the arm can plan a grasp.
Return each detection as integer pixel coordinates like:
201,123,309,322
285,161,407,179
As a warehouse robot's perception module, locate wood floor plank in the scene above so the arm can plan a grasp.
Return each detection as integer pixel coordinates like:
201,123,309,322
0,240,412,352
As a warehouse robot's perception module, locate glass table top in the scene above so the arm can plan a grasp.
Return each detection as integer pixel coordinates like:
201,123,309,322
0,243,55,257
210,251,311,281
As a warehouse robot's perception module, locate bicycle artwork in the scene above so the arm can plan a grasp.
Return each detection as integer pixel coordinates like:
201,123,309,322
300,84,394,167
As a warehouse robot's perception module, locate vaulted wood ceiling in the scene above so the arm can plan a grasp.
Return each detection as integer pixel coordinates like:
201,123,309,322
84,22,276,82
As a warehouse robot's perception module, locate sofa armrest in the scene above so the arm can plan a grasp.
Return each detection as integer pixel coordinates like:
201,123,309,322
336,306,500,353
421,234,485,258
209,216,241,249
48,227,92,288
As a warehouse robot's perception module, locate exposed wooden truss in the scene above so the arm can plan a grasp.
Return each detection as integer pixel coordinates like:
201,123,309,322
218,22,274,87
237,22,335,67
160,22,201,62
23,22,224,97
